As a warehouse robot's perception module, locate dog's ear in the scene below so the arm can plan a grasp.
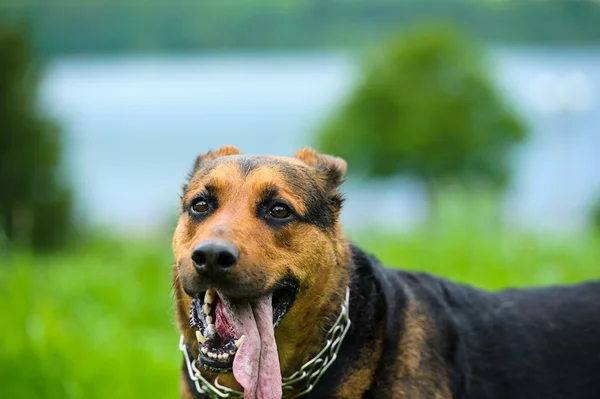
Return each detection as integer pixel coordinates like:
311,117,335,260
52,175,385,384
182,145,241,197
193,145,241,171
294,147,347,189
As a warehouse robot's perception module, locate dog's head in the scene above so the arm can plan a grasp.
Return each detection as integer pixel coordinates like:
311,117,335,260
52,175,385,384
173,146,350,396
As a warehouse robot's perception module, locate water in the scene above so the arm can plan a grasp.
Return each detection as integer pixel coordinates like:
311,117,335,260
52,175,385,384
40,50,600,233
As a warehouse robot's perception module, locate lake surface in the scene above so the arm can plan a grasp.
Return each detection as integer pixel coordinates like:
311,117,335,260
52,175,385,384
40,50,600,233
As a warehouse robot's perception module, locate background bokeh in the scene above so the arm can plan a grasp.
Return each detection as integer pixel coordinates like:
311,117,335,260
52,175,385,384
1,2,599,398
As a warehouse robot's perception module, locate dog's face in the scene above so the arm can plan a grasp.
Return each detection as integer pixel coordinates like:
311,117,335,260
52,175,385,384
173,146,350,394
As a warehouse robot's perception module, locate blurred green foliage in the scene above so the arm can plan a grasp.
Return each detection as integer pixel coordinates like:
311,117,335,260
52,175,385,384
0,27,74,252
0,237,179,399
317,24,526,194
1,195,599,398
1,1,600,55
592,196,600,232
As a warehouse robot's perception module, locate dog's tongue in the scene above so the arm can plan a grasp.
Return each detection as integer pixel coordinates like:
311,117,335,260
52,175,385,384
229,294,282,399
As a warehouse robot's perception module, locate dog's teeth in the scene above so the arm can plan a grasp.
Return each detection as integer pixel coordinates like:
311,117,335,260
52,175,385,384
222,353,230,360
196,330,207,344
203,304,211,314
210,351,218,359
206,315,214,324
206,324,217,337
201,347,208,355
235,335,246,348
204,289,216,304
217,353,224,360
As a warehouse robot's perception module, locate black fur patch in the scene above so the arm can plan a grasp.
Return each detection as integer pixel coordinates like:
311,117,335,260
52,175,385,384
238,157,261,176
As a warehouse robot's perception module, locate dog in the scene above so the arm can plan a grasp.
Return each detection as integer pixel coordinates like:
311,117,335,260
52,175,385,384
173,146,600,399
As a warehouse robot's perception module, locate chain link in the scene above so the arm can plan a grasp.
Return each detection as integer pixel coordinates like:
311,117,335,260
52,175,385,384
179,287,351,399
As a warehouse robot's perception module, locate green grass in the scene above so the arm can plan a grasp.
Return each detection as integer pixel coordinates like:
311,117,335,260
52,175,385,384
0,238,179,399
354,229,600,290
1,223,599,398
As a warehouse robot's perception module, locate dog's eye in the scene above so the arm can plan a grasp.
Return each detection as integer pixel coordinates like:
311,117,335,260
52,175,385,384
269,204,291,219
191,199,209,214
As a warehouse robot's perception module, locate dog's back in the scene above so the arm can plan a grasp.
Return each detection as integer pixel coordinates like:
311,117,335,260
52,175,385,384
397,269,600,399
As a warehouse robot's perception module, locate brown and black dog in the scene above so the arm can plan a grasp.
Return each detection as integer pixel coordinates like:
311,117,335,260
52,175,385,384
173,146,600,399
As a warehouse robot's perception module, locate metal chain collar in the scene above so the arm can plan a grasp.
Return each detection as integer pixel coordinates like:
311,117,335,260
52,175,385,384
179,287,351,399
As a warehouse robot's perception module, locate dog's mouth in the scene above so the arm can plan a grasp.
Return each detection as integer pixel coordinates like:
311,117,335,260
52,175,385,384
189,278,298,394
190,289,241,371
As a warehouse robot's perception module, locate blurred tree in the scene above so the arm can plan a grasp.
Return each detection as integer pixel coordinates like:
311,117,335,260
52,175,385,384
0,27,74,253
316,24,526,202
592,197,600,233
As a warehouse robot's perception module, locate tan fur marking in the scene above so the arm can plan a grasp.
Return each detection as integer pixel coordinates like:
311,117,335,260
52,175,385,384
194,145,240,169
392,301,452,399
294,147,348,178
213,145,240,157
243,167,309,215
180,372,196,399
293,148,321,166
335,339,383,399
398,301,428,377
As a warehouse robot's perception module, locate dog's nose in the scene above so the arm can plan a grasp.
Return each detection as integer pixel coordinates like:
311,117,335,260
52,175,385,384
191,240,239,276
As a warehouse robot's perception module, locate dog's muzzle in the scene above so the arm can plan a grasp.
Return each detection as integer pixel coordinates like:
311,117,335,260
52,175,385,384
180,286,351,398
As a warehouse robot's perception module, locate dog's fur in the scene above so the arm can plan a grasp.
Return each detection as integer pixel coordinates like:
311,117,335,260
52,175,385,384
173,146,600,399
